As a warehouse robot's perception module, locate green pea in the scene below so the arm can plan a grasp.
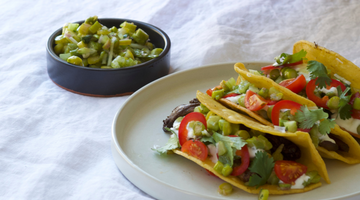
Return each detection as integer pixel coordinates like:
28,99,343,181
353,98,360,110
218,182,233,196
282,68,298,79
269,69,280,80
327,96,340,109
222,164,233,176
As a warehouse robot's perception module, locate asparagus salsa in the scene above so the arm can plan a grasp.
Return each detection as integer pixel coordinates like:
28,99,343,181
53,16,163,69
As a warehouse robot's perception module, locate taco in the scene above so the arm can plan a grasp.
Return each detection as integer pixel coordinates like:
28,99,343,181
204,61,360,164
258,41,360,140
233,63,360,164
154,92,328,195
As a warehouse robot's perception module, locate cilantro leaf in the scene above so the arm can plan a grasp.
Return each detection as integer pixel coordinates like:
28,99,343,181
200,136,215,144
152,133,180,154
212,132,247,150
295,106,328,129
337,87,352,120
213,132,247,166
273,49,307,66
318,118,336,135
307,60,332,88
338,103,352,120
248,151,274,188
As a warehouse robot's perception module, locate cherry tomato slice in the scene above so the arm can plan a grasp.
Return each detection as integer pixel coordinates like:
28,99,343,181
306,78,346,109
206,89,213,96
231,144,250,176
178,112,207,146
222,93,240,98
271,100,302,126
274,160,307,184
181,140,208,161
245,90,267,111
279,74,306,94
265,100,279,105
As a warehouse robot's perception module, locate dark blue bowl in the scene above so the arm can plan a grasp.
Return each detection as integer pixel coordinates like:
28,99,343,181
46,18,171,97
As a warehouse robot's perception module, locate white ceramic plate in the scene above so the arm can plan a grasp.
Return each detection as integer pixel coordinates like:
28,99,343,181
111,62,360,200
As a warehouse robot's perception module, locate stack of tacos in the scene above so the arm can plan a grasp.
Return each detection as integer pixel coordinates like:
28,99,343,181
154,40,360,196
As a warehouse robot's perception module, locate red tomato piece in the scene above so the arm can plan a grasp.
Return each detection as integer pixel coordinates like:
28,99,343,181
222,93,240,98
231,144,250,176
206,89,213,96
271,100,302,126
274,160,307,184
206,85,223,96
306,78,346,109
279,74,307,94
178,112,207,146
265,100,279,105
181,140,208,161
351,109,360,120
244,90,267,111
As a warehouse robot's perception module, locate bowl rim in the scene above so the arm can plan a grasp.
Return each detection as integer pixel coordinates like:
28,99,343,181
46,18,171,71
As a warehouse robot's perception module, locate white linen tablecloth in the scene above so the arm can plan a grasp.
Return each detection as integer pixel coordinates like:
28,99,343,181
1,0,360,199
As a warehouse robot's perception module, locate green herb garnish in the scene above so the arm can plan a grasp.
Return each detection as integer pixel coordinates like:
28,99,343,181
295,106,335,135
248,151,274,188
337,86,352,120
307,60,332,89
273,49,307,66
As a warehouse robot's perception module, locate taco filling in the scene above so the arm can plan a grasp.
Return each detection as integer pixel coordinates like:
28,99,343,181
154,99,324,195
205,75,349,154
258,47,360,140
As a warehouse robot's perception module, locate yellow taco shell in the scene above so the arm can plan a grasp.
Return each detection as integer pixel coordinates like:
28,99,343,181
173,149,322,195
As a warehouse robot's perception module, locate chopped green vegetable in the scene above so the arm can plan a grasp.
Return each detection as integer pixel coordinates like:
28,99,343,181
273,49,307,66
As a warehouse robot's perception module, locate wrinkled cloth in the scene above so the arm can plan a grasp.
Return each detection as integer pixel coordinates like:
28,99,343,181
1,0,360,199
